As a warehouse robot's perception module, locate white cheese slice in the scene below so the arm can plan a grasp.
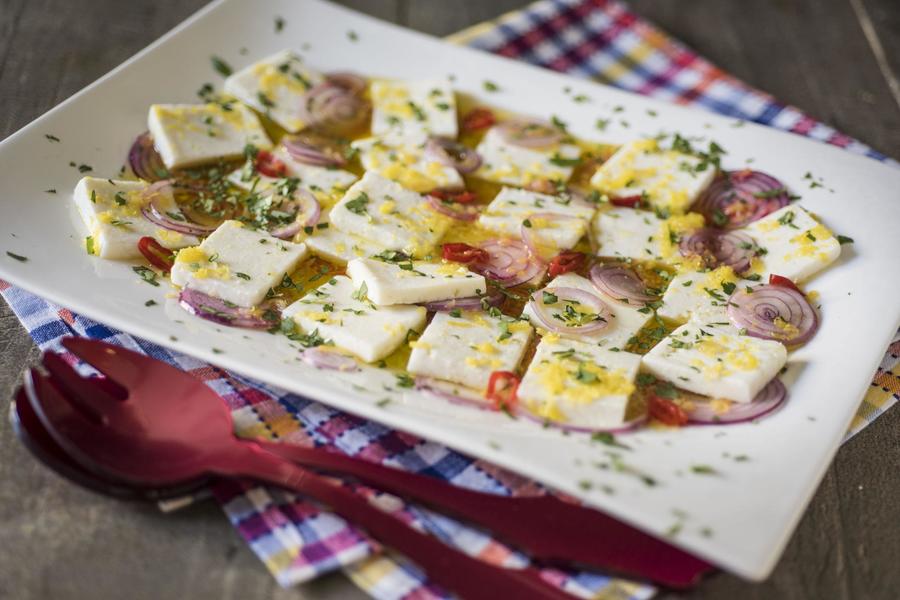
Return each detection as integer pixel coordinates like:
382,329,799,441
642,322,787,403
73,177,199,260
283,275,426,363
522,273,652,349
474,126,581,187
328,171,451,257
346,258,487,306
478,187,595,250
518,336,642,428
305,225,385,265
147,103,271,169
226,147,358,199
743,205,840,283
370,79,457,138
592,206,665,261
590,140,715,215
223,49,325,133
351,133,464,192
170,220,307,307
407,310,533,391
656,267,742,324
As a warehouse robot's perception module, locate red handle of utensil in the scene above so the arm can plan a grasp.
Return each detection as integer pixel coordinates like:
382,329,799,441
256,439,711,588
213,441,572,600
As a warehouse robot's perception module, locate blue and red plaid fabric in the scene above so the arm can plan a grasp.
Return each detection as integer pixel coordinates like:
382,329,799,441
2,1,897,599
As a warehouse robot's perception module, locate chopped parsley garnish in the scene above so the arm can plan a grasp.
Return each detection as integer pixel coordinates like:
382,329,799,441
837,234,854,245
542,291,558,304
274,16,285,32
144,300,157,307
690,465,718,475
45,134,60,142
257,91,275,109
114,191,127,206
132,266,159,286
548,154,581,167
85,236,95,255
395,373,415,388
572,94,590,103
211,55,233,77
352,281,368,301
407,101,426,121
347,30,359,42
497,321,512,342
449,308,462,318
235,272,251,280
777,210,797,228
44,189,57,194
721,281,736,295
595,118,609,131
550,115,568,132
344,191,370,215
482,80,499,92
574,364,598,383
591,431,631,450
522,218,533,228
6,251,27,262
752,187,787,199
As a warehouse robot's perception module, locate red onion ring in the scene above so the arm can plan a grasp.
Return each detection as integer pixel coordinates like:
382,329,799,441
496,120,563,149
128,131,169,181
517,407,647,434
589,265,658,305
300,347,360,372
422,290,504,312
426,195,480,221
179,288,276,329
301,80,371,134
726,284,819,345
267,188,321,239
679,228,757,274
528,286,611,335
520,213,583,258
424,137,482,173
140,181,216,237
692,170,792,229
686,378,787,424
470,239,545,287
282,132,348,168
414,377,493,410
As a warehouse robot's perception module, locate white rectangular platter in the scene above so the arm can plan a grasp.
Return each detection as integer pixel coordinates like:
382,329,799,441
1,0,898,581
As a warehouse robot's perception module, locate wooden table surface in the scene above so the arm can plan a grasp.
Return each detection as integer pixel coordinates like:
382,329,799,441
1,1,897,598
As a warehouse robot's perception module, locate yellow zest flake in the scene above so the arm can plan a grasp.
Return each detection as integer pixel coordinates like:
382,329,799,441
334,242,347,254
473,342,498,355
436,261,468,276
528,397,566,422
704,266,738,290
156,229,184,245
175,246,207,264
532,360,635,405
379,200,397,215
787,224,834,259
806,290,820,302
772,316,801,341
709,398,733,414
447,319,475,328
697,339,727,357
659,212,705,259
425,161,446,180
755,219,781,233
193,264,230,280
508,321,533,334
464,356,503,369
299,311,337,324
409,340,432,350
379,162,436,192
540,331,561,344
96,211,115,224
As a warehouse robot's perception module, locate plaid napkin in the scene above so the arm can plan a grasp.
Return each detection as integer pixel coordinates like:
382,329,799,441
2,0,898,598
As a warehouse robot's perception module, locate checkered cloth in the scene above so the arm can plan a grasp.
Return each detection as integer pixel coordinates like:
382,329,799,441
2,0,898,598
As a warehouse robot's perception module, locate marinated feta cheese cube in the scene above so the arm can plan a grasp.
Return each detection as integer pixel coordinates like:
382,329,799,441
283,275,426,363
328,171,451,256
305,225,385,265
370,79,457,138
223,50,325,133
148,102,271,169
474,126,581,188
170,220,307,307
743,205,840,283
522,273,652,349
590,139,715,215
351,134,464,193
656,267,740,323
226,147,357,200
73,177,198,260
642,322,787,403
478,187,595,250
592,206,665,261
346,258,487,305
518,336,642,428
407,310,533,391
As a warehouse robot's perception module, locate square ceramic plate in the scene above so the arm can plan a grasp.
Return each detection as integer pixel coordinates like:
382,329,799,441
1,0,898,581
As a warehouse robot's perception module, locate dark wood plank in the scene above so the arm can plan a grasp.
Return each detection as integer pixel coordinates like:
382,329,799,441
1,1,899,599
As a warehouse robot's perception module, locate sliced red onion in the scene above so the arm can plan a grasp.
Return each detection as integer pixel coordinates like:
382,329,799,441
692,170,792,229
589,265,658,305
414,377,493,411
470,239,545,287
687,378,787,425
141,181,216,237
424,137,482,173
300,347,360,372
282,132,348,168
520,213,582,258
727,284,819,345
679,228,757,274
426,195,480,221
301,80,370,133
179,288,275,329
517,407,647,434
267,189,321,239
325,72,368,95
128,131,169,181
496,120,563,149
422,290,504,312
528,286,611,335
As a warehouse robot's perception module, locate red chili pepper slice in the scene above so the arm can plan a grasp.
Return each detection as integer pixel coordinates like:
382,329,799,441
137,236,175,273
647,395,688,427
609,194,643,208
442,243,488,264
768,274,803,294
430,189,478,204
462,108,496,132
548,251,586,278
486,371,520,411
255,150,288,178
